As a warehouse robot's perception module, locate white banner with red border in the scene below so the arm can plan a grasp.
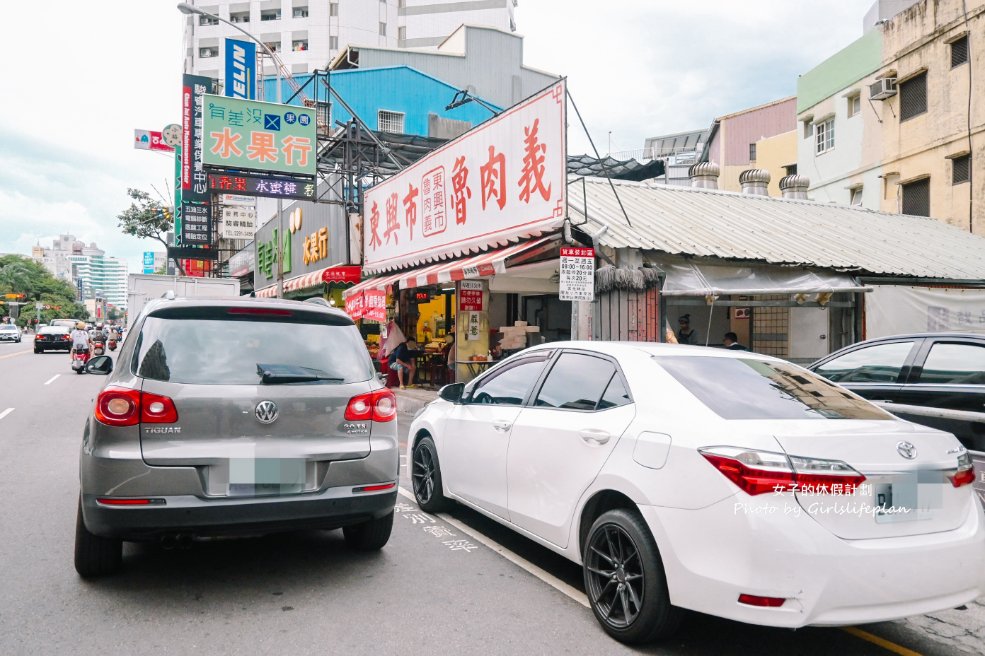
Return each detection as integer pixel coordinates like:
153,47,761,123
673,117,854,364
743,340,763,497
362,81,567,274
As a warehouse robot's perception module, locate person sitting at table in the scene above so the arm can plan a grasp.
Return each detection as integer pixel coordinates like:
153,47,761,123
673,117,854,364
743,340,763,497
389,338,418,389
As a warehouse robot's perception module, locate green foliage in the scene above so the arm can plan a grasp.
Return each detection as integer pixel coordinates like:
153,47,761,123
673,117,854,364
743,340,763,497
117,188,184,275
0,255,88,327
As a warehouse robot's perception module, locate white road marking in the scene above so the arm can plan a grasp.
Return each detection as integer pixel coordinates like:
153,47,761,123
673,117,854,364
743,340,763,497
43,374,60,386
398,487,590,608
0,408,14,421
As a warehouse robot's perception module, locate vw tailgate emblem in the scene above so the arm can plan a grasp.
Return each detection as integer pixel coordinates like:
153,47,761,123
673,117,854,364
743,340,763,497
255,401,279,424
896,441,917,460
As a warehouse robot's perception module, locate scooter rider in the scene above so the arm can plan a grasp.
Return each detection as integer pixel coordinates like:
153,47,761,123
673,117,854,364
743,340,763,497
70,322,90,360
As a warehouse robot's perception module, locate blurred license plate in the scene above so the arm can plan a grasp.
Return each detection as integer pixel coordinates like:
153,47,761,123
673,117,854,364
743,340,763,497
227,458,306,496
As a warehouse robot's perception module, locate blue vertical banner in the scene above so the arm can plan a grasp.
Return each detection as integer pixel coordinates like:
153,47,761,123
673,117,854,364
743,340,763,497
224,39,256,100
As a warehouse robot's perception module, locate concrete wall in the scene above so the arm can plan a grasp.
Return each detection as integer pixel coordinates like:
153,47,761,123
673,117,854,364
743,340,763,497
351,26,558,108
877,0,985,232
754,130,798,197
707,98,797,194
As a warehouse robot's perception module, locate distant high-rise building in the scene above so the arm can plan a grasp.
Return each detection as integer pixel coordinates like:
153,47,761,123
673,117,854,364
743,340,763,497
183,0,518,80
33,236,129,310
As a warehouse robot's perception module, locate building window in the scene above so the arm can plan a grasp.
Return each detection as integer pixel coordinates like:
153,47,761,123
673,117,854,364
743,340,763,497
784,164,798,176
952,154,971,185
815,118,834,154
379,22,387,36
199,47,218,58
293,7,309,18
850,187,863,207
293,40,308,51
848,94,861,117
901,177,930,216
199,15,219,26
899,72,927,121
748,143,757,162
329,36,339,50
803,120,813,139
330,3,338,17
264,41,280,53
951,35,969,68
261,10,281,21
378,110,405,134
230,12,249,23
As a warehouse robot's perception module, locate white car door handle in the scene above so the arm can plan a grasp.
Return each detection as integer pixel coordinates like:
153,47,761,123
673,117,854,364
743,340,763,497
580,429,611,445
493,421,512,432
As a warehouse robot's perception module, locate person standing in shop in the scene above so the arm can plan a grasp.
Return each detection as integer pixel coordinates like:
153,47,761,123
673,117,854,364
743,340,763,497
676,314,700,345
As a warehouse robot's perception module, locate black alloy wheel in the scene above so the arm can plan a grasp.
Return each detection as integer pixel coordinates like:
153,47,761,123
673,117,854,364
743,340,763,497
583,509,682,644
411,436,447,513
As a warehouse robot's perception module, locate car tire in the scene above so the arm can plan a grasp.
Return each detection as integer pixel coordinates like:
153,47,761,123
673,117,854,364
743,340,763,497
34,348,41,354
583,509,683,644
74,498,122,578
342,510,394,551
411,436,449,513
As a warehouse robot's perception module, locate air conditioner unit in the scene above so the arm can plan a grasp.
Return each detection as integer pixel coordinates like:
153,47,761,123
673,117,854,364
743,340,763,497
869,77,897,100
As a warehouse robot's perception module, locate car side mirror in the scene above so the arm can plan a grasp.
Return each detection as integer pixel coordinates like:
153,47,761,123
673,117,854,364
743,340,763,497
85,355,114,375
439,382,465,403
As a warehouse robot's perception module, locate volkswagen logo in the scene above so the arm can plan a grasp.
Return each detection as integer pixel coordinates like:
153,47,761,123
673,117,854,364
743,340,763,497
896,441,917,460
255,401,279,424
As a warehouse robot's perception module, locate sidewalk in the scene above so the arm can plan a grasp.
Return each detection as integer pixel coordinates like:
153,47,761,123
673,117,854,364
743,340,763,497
392,386,439,417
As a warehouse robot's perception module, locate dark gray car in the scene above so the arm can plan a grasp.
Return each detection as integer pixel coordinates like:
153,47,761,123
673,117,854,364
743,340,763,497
75,297,398,577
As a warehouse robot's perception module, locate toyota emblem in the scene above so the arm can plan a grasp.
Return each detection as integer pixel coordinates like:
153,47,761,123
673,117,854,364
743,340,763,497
896,441,917,460
255,400,279,424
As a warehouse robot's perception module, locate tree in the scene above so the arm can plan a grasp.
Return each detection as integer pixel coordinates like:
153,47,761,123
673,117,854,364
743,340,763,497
117,188,186,275
0,255,88,327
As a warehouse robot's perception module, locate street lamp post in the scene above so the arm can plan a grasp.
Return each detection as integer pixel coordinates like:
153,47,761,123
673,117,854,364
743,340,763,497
176,2,287,298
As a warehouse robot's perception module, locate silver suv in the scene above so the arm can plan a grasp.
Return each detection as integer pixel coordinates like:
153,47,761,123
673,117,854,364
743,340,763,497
75,297,398,577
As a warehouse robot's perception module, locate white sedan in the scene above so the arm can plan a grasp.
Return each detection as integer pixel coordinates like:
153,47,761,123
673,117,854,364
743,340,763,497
407,341,985,644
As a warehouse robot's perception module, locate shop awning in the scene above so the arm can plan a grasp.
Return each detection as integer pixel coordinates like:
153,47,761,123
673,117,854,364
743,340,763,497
254,284,277,298
342,270,405,299
396,236,559,290
283,264,361,293
660,261,871,297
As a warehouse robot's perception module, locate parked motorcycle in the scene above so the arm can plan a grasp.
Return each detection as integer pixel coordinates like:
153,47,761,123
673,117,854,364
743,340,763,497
71,346,91,374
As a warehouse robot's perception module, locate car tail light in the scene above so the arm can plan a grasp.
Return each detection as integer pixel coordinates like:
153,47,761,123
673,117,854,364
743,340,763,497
95,387,142,426
948,453,976,488
738,594,786,608
141,392,179,424
227,307,294,316
95,387,178,427
699,446,866,496
345,389,397,422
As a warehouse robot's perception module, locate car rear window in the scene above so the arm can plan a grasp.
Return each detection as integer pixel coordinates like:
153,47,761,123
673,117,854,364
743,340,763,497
39,327,69,335
132,315,374,385
655,356,891,421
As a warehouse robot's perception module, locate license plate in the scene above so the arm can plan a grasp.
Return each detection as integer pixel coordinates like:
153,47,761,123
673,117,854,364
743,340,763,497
227,458,306,497
873,474,937,523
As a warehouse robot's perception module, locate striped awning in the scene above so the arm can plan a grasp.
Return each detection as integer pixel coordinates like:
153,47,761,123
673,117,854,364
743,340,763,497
342,270,405,299
395,236,558,290
283,265,361,293
254,284,278,298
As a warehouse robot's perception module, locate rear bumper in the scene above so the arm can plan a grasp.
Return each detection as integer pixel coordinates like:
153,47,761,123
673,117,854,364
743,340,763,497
641,493,985,628
83,488,396,540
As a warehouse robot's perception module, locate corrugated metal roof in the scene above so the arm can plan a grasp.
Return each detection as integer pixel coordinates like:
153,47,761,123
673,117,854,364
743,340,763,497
567,177,985,280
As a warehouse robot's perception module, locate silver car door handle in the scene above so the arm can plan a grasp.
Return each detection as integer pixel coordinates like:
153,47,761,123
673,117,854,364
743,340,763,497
580,429,611,445
493,421,512,432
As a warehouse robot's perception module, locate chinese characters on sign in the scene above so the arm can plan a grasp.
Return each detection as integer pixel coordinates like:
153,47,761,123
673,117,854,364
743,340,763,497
219,206,257,240
182,74,215,247
303,228,329,265
458,280,483,311
362,81,566,273
559,247,595,302
209,173,316,200
202,95,316,177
